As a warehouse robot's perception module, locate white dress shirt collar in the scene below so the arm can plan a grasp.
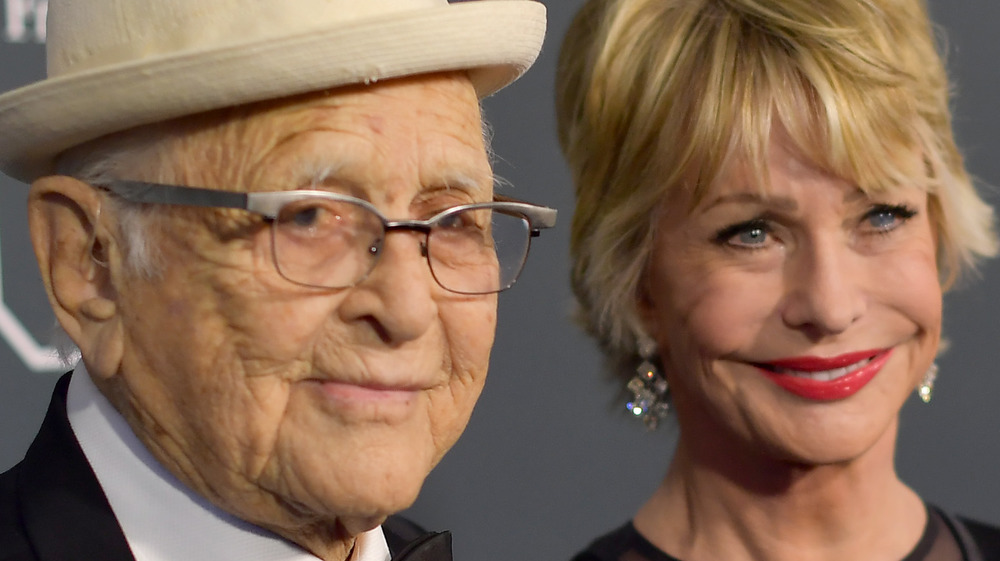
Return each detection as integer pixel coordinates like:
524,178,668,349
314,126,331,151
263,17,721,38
66,364,391,561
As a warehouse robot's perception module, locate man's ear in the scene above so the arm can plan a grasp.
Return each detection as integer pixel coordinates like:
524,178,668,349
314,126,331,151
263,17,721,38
28,175,124,379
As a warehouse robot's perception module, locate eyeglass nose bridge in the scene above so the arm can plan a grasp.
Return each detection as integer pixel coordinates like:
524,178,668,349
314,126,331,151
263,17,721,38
372,221,433,259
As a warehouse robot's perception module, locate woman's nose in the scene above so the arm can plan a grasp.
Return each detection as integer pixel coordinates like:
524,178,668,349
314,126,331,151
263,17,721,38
780,237,867,339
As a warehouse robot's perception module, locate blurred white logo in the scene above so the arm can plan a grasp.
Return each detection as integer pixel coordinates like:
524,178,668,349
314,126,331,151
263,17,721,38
4,0,47,43
2,0,72,371
0,232,62,371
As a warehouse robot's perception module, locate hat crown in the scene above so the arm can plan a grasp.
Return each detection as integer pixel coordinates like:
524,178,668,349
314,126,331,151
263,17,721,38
1,0,545,182
47,0,443,77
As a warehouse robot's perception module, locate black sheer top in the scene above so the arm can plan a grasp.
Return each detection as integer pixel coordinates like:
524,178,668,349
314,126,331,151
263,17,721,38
570,505,1000,561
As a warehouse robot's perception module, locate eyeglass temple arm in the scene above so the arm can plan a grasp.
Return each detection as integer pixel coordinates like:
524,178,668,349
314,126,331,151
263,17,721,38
492,194,557,232
103,180,250,210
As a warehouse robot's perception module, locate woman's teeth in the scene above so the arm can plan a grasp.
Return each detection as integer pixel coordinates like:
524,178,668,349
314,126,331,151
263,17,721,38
771,357,873,382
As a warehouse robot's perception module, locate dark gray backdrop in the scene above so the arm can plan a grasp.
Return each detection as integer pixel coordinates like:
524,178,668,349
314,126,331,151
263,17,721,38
1,2,998,560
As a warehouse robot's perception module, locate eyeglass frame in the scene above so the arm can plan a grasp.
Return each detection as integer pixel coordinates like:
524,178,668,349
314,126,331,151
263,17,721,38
94,179,557,294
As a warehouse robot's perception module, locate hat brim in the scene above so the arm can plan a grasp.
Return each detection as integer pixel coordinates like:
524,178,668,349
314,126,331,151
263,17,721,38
0,1,545,182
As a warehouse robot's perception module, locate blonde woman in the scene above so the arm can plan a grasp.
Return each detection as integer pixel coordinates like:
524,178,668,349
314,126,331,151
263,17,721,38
556,0,1000,559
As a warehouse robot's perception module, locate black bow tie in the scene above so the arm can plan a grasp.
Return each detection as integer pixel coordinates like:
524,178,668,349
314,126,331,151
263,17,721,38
392,530,453,561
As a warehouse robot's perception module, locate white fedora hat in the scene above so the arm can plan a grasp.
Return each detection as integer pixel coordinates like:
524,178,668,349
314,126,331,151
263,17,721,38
0,0,546,183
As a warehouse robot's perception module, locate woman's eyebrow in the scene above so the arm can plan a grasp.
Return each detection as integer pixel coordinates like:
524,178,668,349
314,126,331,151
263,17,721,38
702,192,799,212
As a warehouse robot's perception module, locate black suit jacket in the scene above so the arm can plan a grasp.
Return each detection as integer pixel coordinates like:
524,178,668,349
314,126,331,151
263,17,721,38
0,374,445,560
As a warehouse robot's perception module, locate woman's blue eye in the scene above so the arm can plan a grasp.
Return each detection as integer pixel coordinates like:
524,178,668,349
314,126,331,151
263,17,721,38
736,226,768,245
864,204,916,232
714,219,771,248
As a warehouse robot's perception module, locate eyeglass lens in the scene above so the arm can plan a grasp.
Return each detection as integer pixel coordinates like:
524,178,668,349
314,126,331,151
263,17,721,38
270,197,531,294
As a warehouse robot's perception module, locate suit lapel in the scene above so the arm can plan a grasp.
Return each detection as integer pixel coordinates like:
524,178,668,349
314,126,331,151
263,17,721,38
382,516,453,561
17,373,135,561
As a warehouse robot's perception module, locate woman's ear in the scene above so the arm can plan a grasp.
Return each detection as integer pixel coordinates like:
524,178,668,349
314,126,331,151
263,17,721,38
27,175,124,379
635,265,661,343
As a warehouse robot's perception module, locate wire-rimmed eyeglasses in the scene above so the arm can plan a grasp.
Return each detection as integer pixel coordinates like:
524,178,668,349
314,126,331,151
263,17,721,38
97,180,557,295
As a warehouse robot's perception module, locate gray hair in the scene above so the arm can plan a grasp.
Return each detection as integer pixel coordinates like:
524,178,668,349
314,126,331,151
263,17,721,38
55,125,169,279
49,128,167,366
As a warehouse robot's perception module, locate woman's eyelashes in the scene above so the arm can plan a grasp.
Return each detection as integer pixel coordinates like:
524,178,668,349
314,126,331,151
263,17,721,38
711,203,918,250
713,217,774,249
860,203,917,235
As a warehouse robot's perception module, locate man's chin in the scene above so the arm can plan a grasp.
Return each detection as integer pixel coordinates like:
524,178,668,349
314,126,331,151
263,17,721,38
338,513,390,537
292,466,429,523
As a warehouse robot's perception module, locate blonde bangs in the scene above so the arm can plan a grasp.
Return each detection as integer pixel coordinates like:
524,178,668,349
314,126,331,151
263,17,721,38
679,3,931,204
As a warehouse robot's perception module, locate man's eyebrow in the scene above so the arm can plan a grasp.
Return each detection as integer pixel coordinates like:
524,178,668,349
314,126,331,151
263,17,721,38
305,162,348,186
290,157,493,199
439,171,493,194
701,192,799,212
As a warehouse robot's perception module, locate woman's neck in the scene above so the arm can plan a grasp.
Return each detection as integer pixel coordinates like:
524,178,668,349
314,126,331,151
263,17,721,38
634,421,926,561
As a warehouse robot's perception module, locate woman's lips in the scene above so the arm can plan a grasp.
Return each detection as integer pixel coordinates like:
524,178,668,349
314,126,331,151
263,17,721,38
755,348,894,401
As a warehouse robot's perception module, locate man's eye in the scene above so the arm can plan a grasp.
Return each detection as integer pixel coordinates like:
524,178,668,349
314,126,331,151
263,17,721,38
863,204,917,233
279,200,350,231
714,218,772,248
438,212,474,229
277,200,360,241
290,206,322,227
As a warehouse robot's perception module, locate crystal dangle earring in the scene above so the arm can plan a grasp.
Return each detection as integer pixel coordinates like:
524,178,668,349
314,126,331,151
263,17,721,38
625,338,670,429
918,363,938,403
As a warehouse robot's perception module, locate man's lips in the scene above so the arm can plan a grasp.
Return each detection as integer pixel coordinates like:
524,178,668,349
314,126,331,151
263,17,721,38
307,379,427,405
754,349,894,401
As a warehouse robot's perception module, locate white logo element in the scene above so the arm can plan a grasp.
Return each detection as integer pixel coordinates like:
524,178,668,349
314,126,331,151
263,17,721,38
4,0,47,43
0,232,62,371
2,1,60,370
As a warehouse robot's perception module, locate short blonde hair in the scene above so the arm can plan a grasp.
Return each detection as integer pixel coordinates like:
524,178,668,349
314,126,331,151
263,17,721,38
556,0,998,378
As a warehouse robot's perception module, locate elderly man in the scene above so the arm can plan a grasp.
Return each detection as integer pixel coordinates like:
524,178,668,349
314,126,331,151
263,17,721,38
0,1,552,560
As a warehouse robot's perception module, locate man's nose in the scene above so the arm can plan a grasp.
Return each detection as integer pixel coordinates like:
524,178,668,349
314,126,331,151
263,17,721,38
346,230,438,343
780,237,867,339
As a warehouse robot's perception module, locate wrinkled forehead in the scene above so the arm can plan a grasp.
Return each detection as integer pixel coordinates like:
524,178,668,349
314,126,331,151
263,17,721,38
61,72,493,196
189,73,489,192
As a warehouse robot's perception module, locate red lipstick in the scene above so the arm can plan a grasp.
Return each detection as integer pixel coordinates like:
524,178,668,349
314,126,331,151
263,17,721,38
757,349,893,401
